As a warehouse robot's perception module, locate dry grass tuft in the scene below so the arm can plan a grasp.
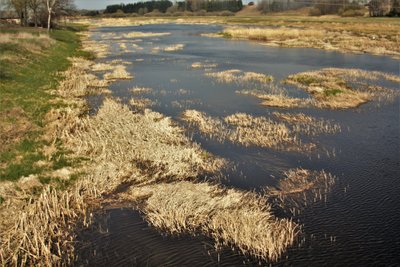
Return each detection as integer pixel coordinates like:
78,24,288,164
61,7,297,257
285,68,399,109
273,112,341,136
206,69,273,84
164,44,185,52
123,31,171,38
104,65,133,81
266,169,336,214
129,97,155,109
222,26,400,57
191,62,218,69
182,110,318,152
129,86,153,94
124,181,299,262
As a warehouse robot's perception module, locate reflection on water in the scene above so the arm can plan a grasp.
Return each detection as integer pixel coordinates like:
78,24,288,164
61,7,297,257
79,24,400,266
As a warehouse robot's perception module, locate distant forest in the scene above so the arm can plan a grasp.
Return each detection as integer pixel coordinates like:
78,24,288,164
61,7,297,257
102,0,399,17
104,0,244,14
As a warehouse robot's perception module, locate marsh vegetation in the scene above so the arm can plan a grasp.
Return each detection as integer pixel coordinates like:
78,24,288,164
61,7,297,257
1,15,399,267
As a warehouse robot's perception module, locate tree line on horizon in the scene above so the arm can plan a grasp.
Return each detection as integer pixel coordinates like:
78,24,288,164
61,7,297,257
104,0,243,14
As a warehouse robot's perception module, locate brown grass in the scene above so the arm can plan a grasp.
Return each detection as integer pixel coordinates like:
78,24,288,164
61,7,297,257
164,44,185,52
129,86,153,94
206,69,273,84
191,62,218,69
103,65,133,81
129,97,155,109
266,169,336,215
123,181,299,262
222,26,400,57
182,109,318,152
284,68,399,109
273,112,341,136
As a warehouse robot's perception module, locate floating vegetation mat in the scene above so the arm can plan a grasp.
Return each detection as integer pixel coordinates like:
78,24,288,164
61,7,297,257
206,69,273,84
191,62,218,69
285,68,399,109
164,44,185,52
265,169,336,216
122,181,299,262
129,86,153,94
129,97,155,109
104,65,133,81
182,109,340,152
221,26,400,58
122,31,171,39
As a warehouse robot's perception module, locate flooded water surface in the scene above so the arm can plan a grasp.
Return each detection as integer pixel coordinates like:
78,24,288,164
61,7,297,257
77,24,400,266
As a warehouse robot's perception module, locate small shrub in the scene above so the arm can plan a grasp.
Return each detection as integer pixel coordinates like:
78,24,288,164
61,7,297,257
309,7,322,16
341,9,365,17
219,10,235,16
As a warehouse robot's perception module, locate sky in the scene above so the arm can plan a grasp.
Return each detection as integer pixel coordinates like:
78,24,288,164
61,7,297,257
75,0,135,10
75,0,251,10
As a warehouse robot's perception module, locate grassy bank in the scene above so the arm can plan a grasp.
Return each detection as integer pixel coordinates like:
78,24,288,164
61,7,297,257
0,26,91,183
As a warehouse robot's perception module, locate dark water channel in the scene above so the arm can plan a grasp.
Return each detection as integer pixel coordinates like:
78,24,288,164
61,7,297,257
77,24,400,266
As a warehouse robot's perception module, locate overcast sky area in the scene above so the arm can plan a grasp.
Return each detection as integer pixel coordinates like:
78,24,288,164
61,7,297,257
75,0,136,10
75,0,251,10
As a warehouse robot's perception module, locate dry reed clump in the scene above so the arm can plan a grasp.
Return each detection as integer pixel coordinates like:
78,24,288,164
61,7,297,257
206,69,273,84
273,112,341,136
91,62,116,72
181,109,229,142
265,169,336,215
65,99,225,182
164,44,185,52
81,40,110,58
129,86,153,94
191,62,218,69
0,186,90,266
123,181,299,262
57,58,109,98
222,26,400,57
129,97,155,109
182,109,314,152
122,31,171,38
104,65,133,81
224,113,311,151
284,68,398,109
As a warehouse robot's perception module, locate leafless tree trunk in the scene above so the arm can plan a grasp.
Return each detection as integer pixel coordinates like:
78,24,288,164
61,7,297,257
46,0,56,32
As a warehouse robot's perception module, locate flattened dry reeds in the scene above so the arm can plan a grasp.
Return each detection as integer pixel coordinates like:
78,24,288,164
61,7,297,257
273,112,341,136
182,109,315,152
286,69,371,109
191,62,218,69
222,26,400,57
122,31,171,38
266,169,336,215
129,86,153,94
129,97,155,109
66,99,225,182
104,65,133,81
0,187,90,266
123,181,299,262
164,44,185,52
206,69,273,84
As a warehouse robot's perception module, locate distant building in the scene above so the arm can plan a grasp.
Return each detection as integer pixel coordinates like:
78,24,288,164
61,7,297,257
366,0,398,16
0,10,20,24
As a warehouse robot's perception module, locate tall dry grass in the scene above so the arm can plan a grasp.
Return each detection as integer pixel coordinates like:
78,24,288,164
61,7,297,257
266,169,336,215
285,68,399,109
123,181,299,262
222,26,400,57
206,69,273,84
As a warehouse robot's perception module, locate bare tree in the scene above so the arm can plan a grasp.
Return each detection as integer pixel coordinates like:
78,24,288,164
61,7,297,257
7,0,27,26
46,0,56,31
27,0,42,27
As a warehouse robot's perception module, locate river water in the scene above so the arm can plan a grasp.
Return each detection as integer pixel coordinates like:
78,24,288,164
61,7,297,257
77,24,400,266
